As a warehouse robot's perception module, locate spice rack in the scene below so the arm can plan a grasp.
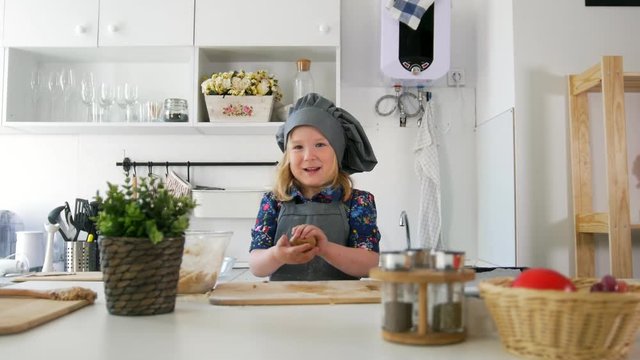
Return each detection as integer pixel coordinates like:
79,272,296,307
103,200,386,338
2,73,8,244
369,267,475,345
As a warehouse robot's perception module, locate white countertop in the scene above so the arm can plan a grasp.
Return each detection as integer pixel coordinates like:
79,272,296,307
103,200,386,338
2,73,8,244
1,271,639,360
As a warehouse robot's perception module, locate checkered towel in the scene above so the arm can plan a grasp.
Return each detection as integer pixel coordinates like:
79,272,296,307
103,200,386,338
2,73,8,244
414,100,441,249
386,0,435,30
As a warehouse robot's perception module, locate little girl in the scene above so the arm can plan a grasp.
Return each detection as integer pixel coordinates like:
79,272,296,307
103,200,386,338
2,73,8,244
249,93,380,281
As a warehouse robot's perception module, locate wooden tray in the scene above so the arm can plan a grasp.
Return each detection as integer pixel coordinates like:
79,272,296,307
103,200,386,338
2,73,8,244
0,297,92,335
209,280,381,305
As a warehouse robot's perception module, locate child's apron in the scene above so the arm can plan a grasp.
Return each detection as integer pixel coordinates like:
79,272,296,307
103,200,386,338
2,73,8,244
270,199,358,281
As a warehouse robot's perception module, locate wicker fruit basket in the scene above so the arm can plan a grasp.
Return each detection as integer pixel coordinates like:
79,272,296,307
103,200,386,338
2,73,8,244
479,277,640,360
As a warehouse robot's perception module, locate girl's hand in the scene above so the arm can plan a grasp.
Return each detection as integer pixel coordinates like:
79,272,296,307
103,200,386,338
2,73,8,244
272,234,318,265
290,224,329,256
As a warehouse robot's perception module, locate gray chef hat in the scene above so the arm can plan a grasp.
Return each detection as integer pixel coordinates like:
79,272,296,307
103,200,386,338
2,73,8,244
276,93,377,174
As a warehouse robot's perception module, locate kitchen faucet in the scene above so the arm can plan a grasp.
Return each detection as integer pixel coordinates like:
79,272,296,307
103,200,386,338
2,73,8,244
399,210,411,249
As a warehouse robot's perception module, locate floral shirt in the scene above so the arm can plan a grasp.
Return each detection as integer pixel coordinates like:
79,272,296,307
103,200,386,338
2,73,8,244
250,186,381,252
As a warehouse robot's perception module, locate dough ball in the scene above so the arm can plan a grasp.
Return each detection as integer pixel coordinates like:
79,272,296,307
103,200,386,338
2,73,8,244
290,236,317,247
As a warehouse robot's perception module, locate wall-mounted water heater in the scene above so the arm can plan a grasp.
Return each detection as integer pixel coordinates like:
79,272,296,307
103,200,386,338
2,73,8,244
380,0,451,83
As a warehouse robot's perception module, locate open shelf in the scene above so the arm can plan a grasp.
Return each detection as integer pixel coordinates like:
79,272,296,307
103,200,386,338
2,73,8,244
2,47,195,132
3,121,197,135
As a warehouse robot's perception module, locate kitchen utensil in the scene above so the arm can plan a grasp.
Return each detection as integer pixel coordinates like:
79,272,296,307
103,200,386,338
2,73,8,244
71,198,98,236
0,287,97,303
42,223,59,273
47,203,77,242
209,280,381,305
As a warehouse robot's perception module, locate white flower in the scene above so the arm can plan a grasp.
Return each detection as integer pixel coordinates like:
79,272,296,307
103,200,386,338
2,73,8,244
201,78,213,94
256,79,271,96
201,69,282,102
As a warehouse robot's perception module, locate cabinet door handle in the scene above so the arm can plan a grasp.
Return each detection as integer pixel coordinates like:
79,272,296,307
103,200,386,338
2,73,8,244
107,24,119,33
75,25,87,35
318,24,331,34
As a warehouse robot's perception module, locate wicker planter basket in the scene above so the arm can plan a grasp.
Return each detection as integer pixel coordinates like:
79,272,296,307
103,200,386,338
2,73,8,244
479,277,640,360
99,236,185,316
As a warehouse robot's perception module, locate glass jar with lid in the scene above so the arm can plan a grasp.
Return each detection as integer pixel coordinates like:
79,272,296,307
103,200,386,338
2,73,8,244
293,58,315,104
162,98,189,122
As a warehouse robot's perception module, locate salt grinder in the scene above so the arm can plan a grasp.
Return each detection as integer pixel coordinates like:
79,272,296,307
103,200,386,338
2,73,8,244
379,251,414,333
430,250,466,333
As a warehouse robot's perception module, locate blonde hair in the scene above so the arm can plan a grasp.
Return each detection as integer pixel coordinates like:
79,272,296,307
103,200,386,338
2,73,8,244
273,148,353,202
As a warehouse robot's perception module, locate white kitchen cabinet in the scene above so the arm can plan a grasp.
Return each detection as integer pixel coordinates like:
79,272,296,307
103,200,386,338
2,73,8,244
0,0,341,135
3,0,99,47
99,0,194,47
195,0,340,47
193,0,341,134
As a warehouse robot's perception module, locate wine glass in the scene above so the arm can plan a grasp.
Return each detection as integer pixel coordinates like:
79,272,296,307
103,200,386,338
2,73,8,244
59,68,76,120
80,73,96,122
99,83,115,122
30,69,43,119
124,83,139,122
116,85,128,121
47,72,59,121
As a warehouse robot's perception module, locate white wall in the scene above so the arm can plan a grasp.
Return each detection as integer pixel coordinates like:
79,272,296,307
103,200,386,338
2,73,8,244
0,0,478,263
512,0,640,276
473,0,515,125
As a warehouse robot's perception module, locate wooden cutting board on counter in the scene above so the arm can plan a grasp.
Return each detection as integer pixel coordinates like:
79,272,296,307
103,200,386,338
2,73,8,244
209,280,381,305
0,297,92,335
11,272,103,282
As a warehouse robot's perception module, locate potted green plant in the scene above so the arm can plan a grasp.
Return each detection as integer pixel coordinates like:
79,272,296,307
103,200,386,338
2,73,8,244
201,69,283,123
94,175,196,316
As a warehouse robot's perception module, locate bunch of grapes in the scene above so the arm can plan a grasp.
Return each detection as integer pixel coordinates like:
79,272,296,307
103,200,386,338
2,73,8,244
590,274,628,293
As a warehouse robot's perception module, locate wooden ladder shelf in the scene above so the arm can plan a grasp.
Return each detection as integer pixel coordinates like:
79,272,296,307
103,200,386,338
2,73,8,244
568,55,640,278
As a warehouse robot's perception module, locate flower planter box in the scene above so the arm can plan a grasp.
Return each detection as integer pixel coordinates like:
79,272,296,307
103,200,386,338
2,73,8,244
205,95,274,123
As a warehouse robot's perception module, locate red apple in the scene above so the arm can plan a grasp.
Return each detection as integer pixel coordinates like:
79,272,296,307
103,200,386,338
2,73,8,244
512,268,576,292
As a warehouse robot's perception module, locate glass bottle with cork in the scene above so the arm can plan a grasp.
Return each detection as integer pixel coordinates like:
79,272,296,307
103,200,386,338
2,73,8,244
293,58,314,104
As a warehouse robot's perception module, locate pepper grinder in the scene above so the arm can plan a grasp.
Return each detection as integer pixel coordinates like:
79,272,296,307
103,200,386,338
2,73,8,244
379,251,414,333
430,250,466,333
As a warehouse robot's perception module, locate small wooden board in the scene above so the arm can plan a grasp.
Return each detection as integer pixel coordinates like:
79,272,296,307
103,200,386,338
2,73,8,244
11,272,103,283
209,280,381,305
0,297,92,335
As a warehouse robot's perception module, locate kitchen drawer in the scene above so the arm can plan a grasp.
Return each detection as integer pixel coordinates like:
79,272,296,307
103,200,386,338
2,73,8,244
192,188,266,219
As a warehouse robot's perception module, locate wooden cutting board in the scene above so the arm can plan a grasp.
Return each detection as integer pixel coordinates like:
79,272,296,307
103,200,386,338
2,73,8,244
12,272,103,282
209,280,381,305
0,297,92,335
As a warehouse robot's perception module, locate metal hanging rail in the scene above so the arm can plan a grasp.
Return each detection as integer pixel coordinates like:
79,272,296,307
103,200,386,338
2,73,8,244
116,157,278,182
